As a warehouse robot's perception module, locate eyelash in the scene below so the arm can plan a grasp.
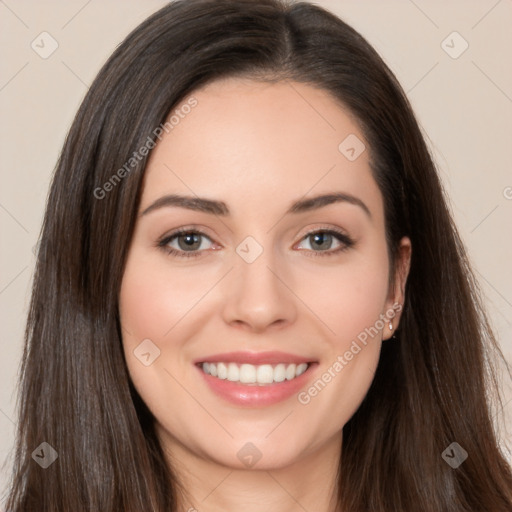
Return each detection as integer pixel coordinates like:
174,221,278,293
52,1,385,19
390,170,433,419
157,226,355,259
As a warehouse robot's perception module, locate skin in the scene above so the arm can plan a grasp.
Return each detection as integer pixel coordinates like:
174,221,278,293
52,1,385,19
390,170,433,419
119,77,411,512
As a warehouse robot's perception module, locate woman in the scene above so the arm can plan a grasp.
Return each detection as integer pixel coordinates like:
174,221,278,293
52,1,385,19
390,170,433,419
4,0,512,510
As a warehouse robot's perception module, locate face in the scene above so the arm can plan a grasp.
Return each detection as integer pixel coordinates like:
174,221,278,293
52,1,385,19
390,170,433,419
119,78,410,471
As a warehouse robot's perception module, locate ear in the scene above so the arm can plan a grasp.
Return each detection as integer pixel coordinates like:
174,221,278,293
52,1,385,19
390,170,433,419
382,236,411,340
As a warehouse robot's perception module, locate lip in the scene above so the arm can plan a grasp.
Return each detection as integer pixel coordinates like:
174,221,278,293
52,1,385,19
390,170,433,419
194,350,313,366
194,351,318,407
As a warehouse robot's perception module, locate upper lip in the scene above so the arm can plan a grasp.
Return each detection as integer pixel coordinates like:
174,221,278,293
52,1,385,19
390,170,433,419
195,351,315,366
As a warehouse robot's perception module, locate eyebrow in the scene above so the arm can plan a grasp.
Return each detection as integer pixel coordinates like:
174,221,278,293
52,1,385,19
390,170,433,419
140,192,371,218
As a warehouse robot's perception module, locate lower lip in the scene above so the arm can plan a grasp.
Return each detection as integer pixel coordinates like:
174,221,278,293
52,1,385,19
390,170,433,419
196,363,317,407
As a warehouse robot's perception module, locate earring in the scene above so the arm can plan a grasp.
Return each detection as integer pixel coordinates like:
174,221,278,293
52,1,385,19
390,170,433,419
388,320,393,331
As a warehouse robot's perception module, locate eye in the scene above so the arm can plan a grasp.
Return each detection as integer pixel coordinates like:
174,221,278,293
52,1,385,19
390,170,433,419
157,226,355,259
158,228,215,258
295,228,354,257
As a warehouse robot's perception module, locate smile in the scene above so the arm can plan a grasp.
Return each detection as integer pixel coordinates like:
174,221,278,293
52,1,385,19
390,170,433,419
200,362,309,385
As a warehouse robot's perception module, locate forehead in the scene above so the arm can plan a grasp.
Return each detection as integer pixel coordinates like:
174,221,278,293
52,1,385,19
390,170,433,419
141,78,383,223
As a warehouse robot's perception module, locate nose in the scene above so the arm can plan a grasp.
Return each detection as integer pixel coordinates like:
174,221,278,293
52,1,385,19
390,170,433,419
221,244,298,333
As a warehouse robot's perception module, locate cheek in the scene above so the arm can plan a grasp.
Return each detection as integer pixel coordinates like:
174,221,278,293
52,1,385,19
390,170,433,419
119,251,215,343
297,253,390,346
294,272,386,435
118,250,225,409
118,252,207,424
290,245,389,416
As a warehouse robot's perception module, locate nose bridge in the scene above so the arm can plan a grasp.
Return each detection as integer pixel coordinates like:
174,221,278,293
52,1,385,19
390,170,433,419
222,234,297,331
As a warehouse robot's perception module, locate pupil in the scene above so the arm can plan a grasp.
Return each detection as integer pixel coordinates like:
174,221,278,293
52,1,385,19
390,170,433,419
179,233,200,250
312,233,331,250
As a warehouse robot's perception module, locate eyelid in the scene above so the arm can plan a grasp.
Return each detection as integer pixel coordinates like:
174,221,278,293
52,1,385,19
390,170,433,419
156,225,219,257
297,225,351,242
293,226,354,253
158,224,215,242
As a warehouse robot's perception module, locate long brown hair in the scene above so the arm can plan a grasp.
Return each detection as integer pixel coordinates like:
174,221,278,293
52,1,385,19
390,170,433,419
4,0,512,510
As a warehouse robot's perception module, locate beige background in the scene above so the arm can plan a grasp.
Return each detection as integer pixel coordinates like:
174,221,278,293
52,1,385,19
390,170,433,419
1,0,511,501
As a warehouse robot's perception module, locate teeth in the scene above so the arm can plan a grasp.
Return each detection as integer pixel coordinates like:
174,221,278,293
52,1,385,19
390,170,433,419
240,364,256,383
285,363,296,380
217,362,227,379
201,361,309,385
257,364,274,384
227,362,239,382
296,363,308,376
274,363,286,383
